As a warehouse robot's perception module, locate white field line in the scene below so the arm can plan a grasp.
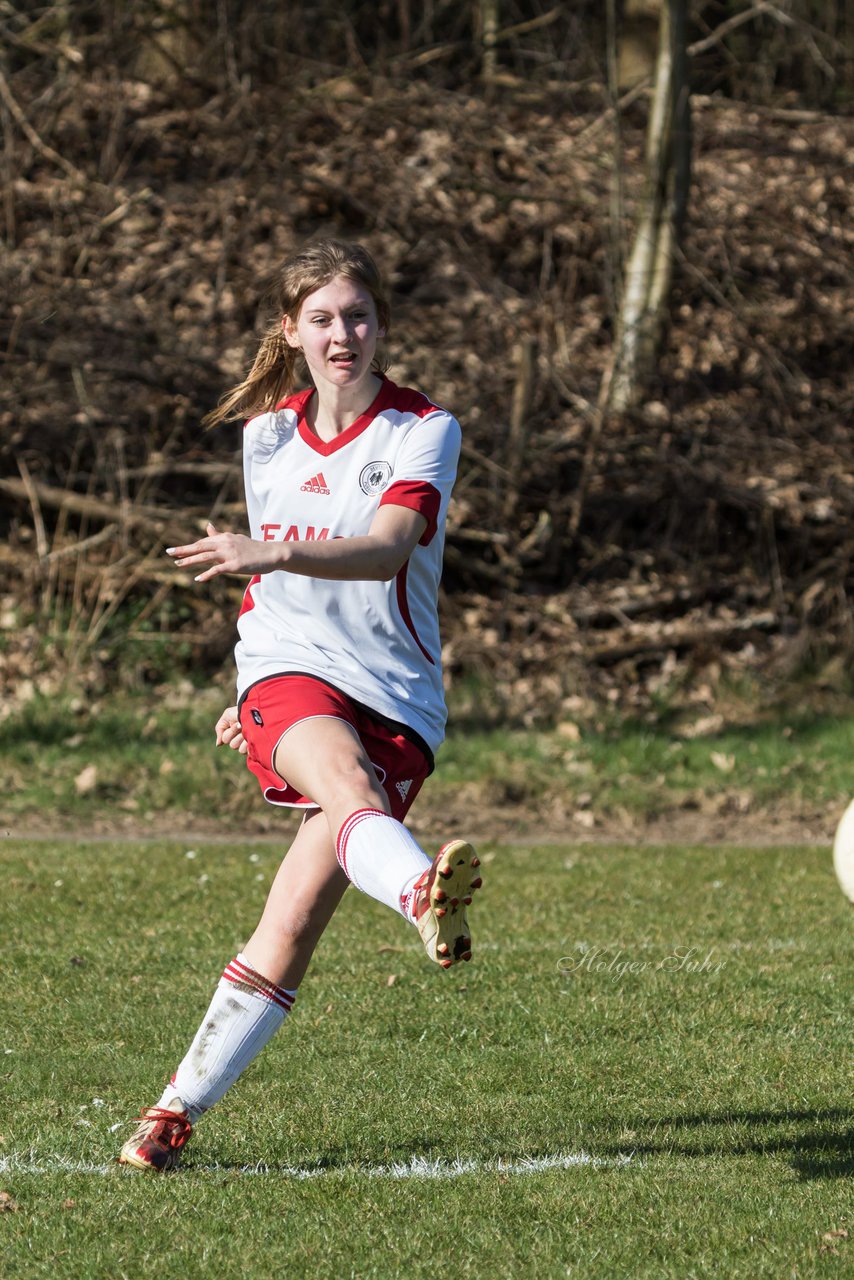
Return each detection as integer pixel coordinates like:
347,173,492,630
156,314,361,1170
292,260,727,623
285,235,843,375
0,1150,635,1180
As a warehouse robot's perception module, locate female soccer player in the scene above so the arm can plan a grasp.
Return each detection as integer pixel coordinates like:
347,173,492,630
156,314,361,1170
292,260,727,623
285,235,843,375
118,239,481,1172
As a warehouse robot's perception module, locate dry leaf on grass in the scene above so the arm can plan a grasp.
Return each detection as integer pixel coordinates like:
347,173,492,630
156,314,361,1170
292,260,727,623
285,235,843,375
74,764,98,795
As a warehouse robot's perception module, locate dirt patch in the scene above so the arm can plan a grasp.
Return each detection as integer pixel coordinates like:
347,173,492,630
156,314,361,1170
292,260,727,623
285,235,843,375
1,791,832,848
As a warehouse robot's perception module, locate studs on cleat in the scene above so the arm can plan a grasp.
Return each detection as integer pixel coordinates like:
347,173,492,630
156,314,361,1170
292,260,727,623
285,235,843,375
417,840,479,970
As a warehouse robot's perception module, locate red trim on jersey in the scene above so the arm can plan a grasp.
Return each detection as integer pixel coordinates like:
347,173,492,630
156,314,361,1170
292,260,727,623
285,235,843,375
271,377,441,456
379,381,442,419
295,379,391,457
380,480,441,546
274,386,314,414
395,562,436,666
239,574,261,617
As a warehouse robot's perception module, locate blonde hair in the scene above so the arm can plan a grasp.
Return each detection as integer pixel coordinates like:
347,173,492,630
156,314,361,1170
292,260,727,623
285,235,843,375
203,239,391,428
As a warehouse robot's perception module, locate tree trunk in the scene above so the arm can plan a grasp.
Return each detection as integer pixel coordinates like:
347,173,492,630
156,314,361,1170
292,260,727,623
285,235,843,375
607,0,691,413
480,0,499,91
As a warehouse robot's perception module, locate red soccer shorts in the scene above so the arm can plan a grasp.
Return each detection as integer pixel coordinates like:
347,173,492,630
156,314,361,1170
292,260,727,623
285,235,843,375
238,674,430,821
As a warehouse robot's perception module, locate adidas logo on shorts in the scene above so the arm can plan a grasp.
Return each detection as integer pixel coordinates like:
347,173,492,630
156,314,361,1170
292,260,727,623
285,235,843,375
300,472,330,495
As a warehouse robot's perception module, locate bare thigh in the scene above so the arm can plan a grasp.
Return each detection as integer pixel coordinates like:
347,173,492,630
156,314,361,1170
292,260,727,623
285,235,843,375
273,715,391,834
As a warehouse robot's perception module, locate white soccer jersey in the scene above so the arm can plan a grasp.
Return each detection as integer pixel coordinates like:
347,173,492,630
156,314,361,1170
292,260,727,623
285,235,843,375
234,376,461,755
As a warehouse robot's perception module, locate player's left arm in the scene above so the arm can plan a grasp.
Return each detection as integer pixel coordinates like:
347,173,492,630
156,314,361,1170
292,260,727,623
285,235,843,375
166,506,427,583
168,410,460,584
271,503,428,580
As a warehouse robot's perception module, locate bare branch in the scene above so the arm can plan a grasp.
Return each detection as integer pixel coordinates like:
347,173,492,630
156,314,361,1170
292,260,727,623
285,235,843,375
0,66,85,183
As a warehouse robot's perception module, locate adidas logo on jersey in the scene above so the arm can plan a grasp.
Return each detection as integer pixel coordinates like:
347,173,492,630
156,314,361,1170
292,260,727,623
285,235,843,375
395,778,413,802
300,472,330,495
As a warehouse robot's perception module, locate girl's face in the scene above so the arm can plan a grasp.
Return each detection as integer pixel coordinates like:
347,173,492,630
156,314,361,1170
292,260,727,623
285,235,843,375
284,275,383,395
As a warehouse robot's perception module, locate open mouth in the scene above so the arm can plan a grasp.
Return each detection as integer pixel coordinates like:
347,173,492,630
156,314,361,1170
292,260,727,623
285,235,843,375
330,352,357,366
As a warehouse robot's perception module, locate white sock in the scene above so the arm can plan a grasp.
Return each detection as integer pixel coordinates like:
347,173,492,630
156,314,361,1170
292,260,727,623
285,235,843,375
156,954,297,1122
336,807,430,919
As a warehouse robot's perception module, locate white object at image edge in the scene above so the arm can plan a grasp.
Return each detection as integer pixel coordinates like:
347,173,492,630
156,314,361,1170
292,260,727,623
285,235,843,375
832,798,854,905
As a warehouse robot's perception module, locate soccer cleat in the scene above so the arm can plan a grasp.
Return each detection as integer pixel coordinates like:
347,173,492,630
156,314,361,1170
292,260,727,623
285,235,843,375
118,1101,193,1172
413,839,481,969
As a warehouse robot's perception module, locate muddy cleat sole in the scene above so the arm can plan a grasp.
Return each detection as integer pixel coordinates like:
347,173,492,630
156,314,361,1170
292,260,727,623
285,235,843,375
414,839,482,969
118,1102,193,1172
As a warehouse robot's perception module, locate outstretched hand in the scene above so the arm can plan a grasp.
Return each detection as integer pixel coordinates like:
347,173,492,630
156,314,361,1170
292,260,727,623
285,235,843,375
166,523,276,582
215,705,248,754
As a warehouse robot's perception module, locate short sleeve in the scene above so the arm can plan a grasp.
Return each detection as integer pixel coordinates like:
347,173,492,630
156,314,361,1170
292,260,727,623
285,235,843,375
378,411,461,546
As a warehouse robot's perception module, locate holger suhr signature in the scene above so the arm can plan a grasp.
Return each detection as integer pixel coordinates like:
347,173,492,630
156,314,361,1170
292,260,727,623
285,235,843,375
557,945,727,982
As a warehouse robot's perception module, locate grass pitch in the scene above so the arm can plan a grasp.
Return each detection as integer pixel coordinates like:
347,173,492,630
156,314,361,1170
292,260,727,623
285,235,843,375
1,834,851,1279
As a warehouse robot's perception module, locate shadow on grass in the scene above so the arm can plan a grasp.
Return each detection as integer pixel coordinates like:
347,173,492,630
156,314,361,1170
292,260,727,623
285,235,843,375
598,1106,854,1181
125,1109,854,1180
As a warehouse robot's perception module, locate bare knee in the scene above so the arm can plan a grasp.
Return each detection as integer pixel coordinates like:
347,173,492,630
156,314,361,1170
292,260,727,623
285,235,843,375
327,755,386,811
282,748,386,817
273,719,389,819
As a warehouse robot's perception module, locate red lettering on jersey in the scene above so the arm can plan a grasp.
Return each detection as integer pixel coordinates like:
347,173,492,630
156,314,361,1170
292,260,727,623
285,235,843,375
268,524,331,542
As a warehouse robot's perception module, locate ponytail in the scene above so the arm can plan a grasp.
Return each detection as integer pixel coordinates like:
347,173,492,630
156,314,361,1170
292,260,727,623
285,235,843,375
202,322,298,429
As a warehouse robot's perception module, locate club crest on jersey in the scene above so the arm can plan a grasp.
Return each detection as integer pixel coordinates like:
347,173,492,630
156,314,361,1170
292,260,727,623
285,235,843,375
359,460,393,496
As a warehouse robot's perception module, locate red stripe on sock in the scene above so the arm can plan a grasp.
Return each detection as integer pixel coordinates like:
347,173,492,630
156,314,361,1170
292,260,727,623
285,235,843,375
226,958,295,1010
222,958,296,1012
336,807,386,880
223,968,292,1012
